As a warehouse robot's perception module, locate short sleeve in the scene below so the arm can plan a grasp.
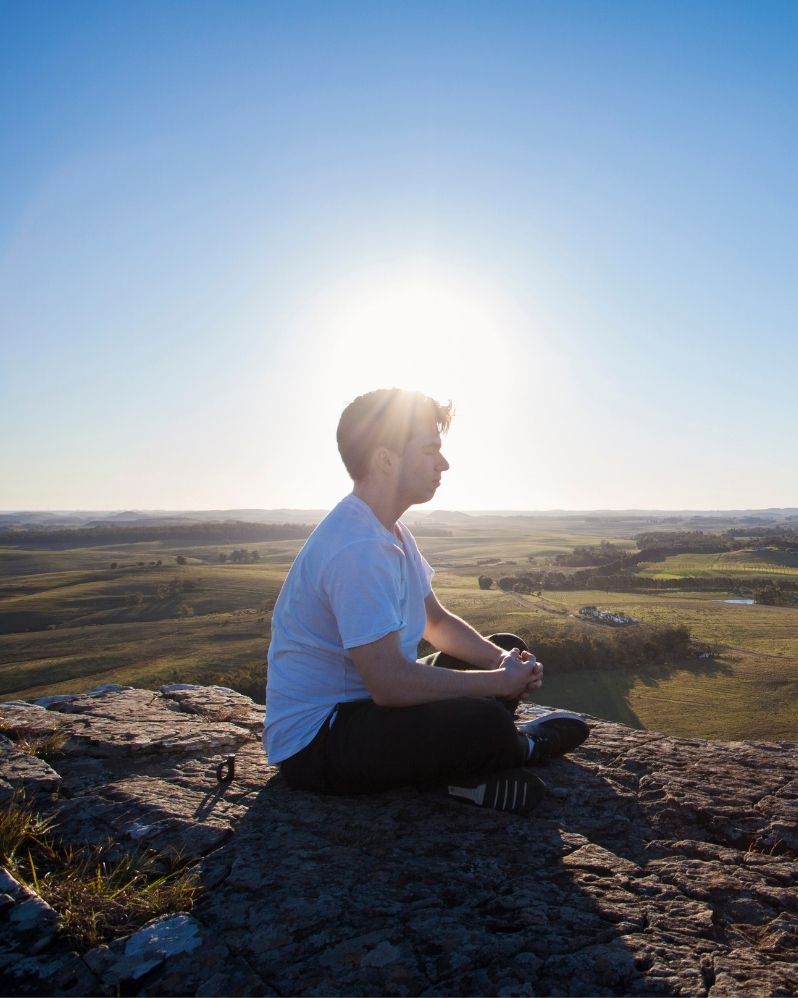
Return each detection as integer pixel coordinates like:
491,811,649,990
397,522,434,596
418,550,434,595
324,539,404,649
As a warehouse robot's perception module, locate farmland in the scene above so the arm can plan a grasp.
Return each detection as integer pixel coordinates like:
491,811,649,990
1,510,797,742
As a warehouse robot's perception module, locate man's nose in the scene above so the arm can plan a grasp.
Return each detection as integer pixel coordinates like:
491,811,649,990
438,452,450,472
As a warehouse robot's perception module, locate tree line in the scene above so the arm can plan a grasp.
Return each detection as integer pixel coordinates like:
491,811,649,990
509,617,692,674
487,570,798,595
214,615,694,704
634,527,798,557
0,522,315,547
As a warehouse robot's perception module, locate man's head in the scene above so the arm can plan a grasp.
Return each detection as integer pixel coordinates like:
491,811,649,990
337,388,453,484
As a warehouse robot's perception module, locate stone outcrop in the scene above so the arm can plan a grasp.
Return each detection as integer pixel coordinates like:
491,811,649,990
1,684,796,996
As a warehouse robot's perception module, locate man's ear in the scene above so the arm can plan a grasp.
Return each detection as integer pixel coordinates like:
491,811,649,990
372,445,394,475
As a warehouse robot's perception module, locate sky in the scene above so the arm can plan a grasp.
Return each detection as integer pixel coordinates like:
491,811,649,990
2,0,796,512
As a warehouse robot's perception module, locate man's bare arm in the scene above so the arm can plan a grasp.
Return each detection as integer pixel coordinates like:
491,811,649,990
348,629,536,708
423,591,510,669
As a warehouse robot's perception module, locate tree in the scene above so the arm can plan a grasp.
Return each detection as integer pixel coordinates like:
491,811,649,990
478,575,493,590
753,583,784,606
176,555,187,566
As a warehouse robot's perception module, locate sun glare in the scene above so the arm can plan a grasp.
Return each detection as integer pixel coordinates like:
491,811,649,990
318,261,517,407
294,259,554,509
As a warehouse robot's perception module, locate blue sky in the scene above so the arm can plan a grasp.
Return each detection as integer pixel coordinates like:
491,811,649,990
2,1,796,511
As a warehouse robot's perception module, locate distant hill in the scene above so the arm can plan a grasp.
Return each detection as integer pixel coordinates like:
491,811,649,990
2,507,797,533
0,520,316,548
0,509,331,530
424,510,476,524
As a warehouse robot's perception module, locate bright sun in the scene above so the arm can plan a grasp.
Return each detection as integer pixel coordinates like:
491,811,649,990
292,258,544,508
317,260,517,407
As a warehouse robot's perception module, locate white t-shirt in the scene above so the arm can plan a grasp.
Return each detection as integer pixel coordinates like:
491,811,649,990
263,493,434,764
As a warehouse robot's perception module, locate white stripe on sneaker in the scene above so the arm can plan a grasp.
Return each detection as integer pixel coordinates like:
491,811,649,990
448,784,486,805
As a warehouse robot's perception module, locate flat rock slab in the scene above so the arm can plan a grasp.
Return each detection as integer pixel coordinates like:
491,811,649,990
0,734,62,801
0,866,61,958
0,690,796,996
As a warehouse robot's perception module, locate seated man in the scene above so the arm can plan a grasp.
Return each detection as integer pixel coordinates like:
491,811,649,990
263,388,588,815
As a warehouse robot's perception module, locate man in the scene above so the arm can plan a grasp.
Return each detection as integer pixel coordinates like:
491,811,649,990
264,388,588,815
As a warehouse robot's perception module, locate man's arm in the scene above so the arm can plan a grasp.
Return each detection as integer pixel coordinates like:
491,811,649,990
423,591,511,669
348,629,537,708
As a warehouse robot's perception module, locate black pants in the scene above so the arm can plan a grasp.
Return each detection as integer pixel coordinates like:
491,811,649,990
280,633,530,794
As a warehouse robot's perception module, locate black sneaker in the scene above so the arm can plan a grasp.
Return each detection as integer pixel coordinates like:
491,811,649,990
441,768,545,816
518,711,590,765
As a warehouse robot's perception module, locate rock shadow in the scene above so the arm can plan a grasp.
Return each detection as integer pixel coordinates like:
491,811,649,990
139,718,797,997
156,760,690,996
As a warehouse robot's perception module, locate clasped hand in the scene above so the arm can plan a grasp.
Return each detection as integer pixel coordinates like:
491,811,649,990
499,647,543,698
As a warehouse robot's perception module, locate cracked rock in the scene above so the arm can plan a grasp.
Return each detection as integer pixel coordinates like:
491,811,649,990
0,689,795,995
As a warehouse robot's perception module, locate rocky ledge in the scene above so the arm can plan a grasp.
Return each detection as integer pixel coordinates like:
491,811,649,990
1,685,796,996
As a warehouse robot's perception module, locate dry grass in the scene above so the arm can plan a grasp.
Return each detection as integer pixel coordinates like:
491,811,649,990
0,795,199,949
0,719,68,759
0,795,54,864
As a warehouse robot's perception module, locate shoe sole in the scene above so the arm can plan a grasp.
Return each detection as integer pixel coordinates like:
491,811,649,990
445,768,545,816
517,709,588,732
517,712,591,766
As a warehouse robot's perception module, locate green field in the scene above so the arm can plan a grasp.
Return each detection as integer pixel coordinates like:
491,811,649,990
1,521,796,742
638,548,798,580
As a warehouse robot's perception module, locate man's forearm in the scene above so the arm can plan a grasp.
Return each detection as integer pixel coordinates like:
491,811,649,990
374,658,508,707
348,628,538,708
424,609,506,670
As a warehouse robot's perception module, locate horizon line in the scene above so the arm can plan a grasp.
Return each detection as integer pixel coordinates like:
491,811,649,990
2,506,798,517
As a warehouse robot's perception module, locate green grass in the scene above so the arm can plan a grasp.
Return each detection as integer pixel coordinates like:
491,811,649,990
638,548,798,580
0,546,292,702
2,526,797,741
415,527,637,569
539,655,798,741
0,610,269,701
426,580,798,741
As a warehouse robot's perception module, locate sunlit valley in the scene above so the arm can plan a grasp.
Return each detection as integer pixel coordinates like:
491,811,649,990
2,506,797,742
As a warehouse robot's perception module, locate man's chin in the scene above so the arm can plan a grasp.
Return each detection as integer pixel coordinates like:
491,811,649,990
410,489,438,507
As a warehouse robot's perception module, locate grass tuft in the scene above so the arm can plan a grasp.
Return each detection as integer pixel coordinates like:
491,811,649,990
0,793,54,864
0,796,199,949
0,719,68,760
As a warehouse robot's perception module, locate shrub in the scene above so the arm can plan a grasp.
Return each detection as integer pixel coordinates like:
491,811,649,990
512,618,692,674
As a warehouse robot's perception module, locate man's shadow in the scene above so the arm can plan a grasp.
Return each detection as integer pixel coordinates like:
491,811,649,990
186,754,677,997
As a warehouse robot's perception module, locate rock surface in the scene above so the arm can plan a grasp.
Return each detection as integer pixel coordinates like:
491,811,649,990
0,684,796,996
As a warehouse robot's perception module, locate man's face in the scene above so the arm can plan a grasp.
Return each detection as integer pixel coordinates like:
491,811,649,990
393,418,450,507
